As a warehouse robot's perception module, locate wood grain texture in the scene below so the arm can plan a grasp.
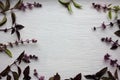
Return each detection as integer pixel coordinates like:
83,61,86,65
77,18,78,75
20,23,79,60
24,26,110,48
0,0,120,80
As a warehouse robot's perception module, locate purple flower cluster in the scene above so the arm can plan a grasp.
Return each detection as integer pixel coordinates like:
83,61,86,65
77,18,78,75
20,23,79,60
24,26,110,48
0,39,38,51
104,53,120,69
104,53,110,61
93,22,114,31
7,39,37,48
18,2,42,11
22,54,38,63
101,37,119,50
92,3,110,12
34,69,45,80
93,19,120,31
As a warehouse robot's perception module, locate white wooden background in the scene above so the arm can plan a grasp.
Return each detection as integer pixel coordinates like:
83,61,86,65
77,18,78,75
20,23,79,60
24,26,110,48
0,0,120,80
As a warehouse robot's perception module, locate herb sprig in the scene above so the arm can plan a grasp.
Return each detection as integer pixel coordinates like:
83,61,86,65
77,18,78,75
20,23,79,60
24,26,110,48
0,51,38,80
58,0,82,14
92,3,120,19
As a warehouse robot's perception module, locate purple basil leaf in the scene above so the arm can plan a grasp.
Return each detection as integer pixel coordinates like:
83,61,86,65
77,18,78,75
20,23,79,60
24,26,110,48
84,75,95,79
17,51,24,64
11,28,15,34
95,67,108,78
108,71,115,80
114,30,120,37
110,44,118,50
73,73,82,80
17,66,21,77
23,66,31,80
114,69,119,80
54,73,60,80
0,66,10,77
16,30,20,40
6,75,11,80
15,24,24,30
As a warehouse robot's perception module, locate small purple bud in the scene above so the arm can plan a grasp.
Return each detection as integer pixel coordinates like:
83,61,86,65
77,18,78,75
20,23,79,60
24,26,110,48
97,4,101,10
15,41,18,46
117,64,120,70
110,59,118,66
39,76,45,80
26,39,30,43
104,53,110,61
20,40,24,44
101,22,106,29
32,39,37,43
102,5,107,12
108,37,112,42
27,3,33,9
29,55,33,59
101,37,105,42
110,22,114,27
92,3,95,6
105,37,108,42
93,27,96,31
4,28,7,33
34,2,42,8
9,42,13,48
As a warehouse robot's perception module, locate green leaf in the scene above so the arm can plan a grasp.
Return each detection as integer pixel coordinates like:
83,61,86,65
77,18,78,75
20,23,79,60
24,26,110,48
14,0,23,9
101,77,110,80
113,6,120,12
4,49,12,58
72,0,82,9
58,0,70,6
114,30,120,37
108,10,112,19
67,4,72,14
0,1,4,10
4,0,10,11
12,71,19,80
0,15,7,26
11,12,16,24
115,12,118,19
108,4,112,7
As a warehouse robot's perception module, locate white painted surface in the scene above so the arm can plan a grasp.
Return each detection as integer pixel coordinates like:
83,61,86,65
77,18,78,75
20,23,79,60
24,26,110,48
0,0,120,80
